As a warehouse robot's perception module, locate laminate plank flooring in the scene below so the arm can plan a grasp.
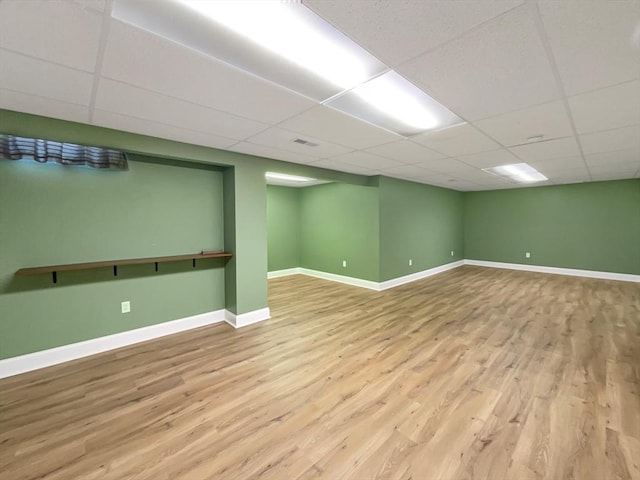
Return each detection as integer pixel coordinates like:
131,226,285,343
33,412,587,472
1,266,639,479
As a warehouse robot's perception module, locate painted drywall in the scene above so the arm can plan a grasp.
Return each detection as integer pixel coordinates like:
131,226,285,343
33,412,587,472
300,183,379,281
464,179,640,274
267,186,300,271
378,176,464,281
227,163,269,314
0,156,226,359
0,109,371,324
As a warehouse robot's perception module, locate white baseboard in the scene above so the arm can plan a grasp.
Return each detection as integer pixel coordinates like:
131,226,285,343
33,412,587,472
298,268,381,290
268,268,303,279
268,261,465,291
0,309,227,379
378,260,465,290
225,307,271,328
464,259,640,283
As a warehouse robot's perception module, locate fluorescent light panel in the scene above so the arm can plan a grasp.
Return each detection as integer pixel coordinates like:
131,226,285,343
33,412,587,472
112,0,386,102
483,163,548,183
180,1,369,90
112,0,463,135
265,172,314,183
326,71,463,136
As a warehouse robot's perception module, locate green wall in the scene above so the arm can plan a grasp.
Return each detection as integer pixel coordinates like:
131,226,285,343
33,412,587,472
2,109,638,361
267,178,465,282
0,156,226,358
464,179,640,275
300,183,379,282
378,176,464,281
267,186,300,271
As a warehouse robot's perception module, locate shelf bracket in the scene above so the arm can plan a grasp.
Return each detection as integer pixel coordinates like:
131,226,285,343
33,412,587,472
192,259,196,268
52,271,57,284
155,262,158,272
113,265,118,277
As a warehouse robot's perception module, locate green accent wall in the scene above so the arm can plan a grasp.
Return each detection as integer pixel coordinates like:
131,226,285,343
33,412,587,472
464,179,640,275
267,186,300,272
2,109,638,361
0,156,226,359
300,183,380,282
378,176,464,281
267,178,465,282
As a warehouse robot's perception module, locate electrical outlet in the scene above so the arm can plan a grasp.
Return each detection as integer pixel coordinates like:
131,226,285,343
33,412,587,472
342,260,347,268
409,259,412,266
451,250,454,256
525,252,531,259
121,301,131,314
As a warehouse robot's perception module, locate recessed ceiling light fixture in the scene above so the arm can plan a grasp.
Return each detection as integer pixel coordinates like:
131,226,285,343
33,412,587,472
265,172,314,183
112,0,463,136
483,163,548,184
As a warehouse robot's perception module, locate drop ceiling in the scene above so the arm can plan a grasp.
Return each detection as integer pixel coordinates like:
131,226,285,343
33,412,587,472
1,0,638,191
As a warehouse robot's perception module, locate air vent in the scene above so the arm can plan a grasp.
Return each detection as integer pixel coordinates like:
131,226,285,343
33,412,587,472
293,138,319,147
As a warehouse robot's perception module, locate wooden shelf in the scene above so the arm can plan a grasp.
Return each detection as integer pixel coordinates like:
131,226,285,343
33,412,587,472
15,251,232,283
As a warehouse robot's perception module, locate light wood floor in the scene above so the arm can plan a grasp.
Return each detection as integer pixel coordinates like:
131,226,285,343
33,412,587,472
1,266,639,480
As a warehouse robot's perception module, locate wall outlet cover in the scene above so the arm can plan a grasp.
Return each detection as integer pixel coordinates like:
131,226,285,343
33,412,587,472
342,260,347,267
121,301,131,314
409,259,412,266
526,252,531,258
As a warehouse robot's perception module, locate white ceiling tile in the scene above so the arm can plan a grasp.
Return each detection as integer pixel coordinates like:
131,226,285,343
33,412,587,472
102,21,316,125
550,176,592,185
229,141,321,165
364,140,445,164
509,137,580,162
543,167,590,182
279,105,399,149
92,109,238,151
474,100,573,146
412,124,501,156
244,126,351,158
569,81,640,134
579,125,640,155
94,79,269,140
378,164,437,178
456,148,520,169
0,88,90,124
425,159,485,177
307,158,380,175
409,157,464,173
589,170,638,182
329,150,404,170
537,0,640,96
303,0,524,67
545,167,592,184
76,0,107,12
584,149,640,169
400,5,560,121
528,155,586,172
0,0,103,72
0,50,94,105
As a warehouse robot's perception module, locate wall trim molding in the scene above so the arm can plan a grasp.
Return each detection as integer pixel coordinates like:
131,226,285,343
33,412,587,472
267,268,303,279
298,268,381,290
0,309,227,379
378,260,465,290
268,261,465,291
464,259,640,283
225,307,271,328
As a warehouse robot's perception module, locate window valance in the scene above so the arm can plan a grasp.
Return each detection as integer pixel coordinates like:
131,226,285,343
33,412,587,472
0,134,128,170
